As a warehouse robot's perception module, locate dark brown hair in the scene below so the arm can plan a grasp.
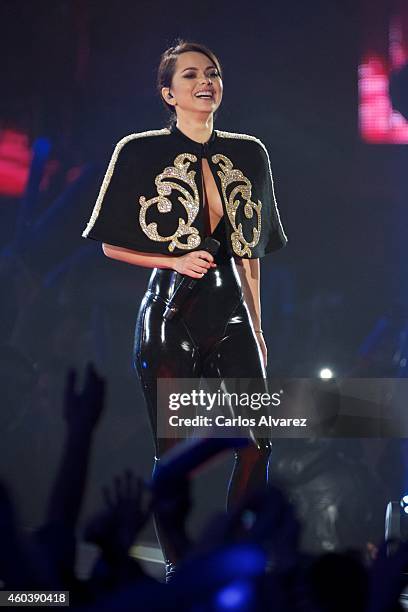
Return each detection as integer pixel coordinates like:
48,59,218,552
157,38,223,127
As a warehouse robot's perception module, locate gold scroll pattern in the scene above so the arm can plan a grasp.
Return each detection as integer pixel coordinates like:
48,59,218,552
212,153,261,257
138,153,202,252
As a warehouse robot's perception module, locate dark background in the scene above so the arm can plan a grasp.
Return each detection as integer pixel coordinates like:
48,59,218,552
1,0,406,549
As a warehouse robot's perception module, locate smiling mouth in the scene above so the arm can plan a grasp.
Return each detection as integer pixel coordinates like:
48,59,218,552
195,92,215,100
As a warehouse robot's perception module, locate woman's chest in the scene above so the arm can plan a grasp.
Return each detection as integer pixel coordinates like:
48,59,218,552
201,157,224,234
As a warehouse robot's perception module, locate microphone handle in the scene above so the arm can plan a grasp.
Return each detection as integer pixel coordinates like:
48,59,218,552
163,276,196,321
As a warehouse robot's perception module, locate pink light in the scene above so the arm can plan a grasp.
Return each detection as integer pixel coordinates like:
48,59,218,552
359,12,408,144
0,129,32,196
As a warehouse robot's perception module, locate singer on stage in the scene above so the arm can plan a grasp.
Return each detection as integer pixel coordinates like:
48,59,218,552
81,39,287,581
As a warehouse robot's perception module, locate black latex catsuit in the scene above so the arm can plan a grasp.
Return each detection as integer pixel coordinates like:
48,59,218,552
133,217,272,576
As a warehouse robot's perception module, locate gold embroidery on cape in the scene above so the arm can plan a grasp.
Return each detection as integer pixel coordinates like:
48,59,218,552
139,153,201,252
212,154,261,257
215,129,287,246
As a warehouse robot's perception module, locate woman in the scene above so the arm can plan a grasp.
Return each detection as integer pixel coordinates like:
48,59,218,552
82,39,287,581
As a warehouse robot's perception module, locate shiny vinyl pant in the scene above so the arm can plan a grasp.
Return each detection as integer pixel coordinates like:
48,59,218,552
133,256,272,566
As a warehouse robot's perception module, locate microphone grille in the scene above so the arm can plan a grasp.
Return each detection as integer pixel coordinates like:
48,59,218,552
202,237,220,257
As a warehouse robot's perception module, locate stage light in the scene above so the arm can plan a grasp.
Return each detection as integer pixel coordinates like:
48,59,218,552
385,501,400,541
215,579,253,611
385,499,408,559
385,497,408,542
33,137,51,158
319,367,334,379
400,495,408,511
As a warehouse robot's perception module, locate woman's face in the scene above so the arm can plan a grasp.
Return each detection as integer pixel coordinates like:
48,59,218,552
163,51,223,118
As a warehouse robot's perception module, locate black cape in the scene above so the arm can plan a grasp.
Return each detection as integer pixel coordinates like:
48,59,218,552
82,123,287,258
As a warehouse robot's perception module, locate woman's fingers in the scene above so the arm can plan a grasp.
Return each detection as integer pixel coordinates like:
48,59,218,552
196,250,214,264
192,258,211,269
191,264,208,275
175,251,217,278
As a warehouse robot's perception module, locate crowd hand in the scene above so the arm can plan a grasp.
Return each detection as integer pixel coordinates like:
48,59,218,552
83,470,150,560
64,363,105,433
199,484,300,574
242,485,300,573
172,250,216,279
366,539,408,612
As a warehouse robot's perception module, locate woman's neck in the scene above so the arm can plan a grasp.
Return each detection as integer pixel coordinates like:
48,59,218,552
175,116,214,144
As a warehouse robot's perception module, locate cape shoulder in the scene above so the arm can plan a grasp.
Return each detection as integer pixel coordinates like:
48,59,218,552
215,129,268,155
215,129,273,177
110,127,171,154
82,128,170,238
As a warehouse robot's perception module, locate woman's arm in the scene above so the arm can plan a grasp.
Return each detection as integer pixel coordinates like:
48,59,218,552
102,243,175,270
102,243,216,278
235,257,267,368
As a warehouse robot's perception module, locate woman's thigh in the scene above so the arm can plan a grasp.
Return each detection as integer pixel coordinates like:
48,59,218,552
133,294,201,456
133,294,201,376
201,299,266,379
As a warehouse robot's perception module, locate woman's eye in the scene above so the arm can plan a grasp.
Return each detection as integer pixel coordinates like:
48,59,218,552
183,71,220,78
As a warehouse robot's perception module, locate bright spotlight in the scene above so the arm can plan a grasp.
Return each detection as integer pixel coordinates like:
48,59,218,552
400,495,408,510
319,367,333,380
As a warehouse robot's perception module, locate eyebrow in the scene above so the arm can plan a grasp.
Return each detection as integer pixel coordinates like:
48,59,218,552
181,65,217,72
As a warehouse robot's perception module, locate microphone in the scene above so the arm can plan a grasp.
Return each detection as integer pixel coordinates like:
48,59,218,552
163,237,220,321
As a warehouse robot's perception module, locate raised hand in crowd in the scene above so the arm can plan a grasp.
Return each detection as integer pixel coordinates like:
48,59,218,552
195,479,300,568
189,480,304,612
33,364,105,595
63,362,105,434
85,470,153,593
85,470,150,560
44,362,105,528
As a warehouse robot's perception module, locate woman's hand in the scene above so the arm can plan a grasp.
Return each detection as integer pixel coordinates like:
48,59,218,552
256,332,267,369
172,250,217,279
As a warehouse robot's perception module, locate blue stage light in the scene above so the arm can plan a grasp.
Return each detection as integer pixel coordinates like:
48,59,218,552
215,579,252,610
33,137,51,158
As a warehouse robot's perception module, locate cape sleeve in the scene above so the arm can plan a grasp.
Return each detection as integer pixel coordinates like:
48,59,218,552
81,135,164,253
255,139,288,256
